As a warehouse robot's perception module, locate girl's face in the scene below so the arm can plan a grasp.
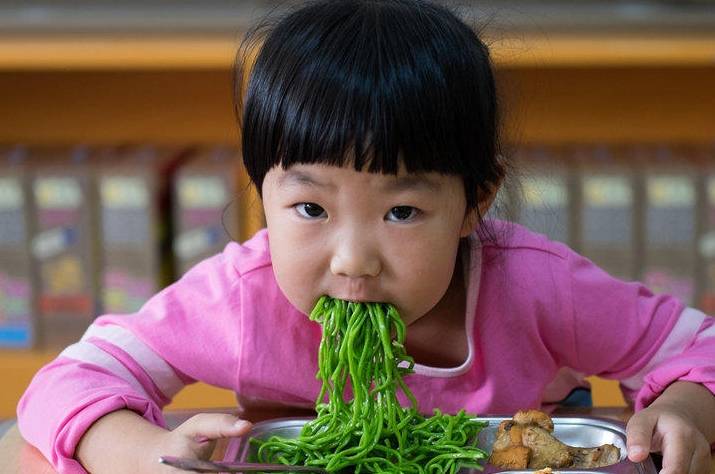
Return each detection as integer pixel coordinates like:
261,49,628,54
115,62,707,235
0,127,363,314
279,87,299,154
262,163,476,326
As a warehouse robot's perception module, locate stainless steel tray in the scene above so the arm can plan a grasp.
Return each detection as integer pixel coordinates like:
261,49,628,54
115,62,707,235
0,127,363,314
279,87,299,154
222,416,657,473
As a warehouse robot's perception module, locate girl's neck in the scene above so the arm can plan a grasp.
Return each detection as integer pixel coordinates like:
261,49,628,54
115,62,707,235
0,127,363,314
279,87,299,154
404,249,468,368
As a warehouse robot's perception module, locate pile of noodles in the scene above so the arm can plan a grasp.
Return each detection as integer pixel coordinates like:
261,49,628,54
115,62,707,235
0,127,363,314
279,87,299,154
252,296,488,473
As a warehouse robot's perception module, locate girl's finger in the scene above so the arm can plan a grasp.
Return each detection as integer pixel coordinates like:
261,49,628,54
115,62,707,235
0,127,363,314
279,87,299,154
659,431,694,474
687,439,712,474
625,411,657,462
175,413,253,440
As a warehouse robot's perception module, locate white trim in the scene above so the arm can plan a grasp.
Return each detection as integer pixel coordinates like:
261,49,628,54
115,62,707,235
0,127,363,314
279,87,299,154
81,324,185,399
620,307,708,391
694,318,715,341
60,341,151,399
413,234,480,378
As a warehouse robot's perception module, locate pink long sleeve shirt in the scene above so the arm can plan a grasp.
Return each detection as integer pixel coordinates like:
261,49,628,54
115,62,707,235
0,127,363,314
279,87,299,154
18,221,715,473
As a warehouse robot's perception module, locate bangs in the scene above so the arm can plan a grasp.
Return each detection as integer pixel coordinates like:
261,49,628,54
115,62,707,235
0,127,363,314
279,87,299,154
237,0,501,206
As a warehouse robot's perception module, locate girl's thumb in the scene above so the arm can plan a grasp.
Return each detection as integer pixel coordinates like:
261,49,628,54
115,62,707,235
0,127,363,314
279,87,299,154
178,413,253,440
625,410,657,463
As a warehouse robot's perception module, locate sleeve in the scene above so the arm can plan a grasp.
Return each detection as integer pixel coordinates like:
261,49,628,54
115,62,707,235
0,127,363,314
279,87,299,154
564,250,715,410
16,248,244,473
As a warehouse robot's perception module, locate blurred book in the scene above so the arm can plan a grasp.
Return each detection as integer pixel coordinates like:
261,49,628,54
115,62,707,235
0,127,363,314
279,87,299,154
514,145,576,247
0,146,36,348
30,146,99,348
173,146,242,276
97,146,187,314
573,145,639,281
638,145,697,306
694,144,715,314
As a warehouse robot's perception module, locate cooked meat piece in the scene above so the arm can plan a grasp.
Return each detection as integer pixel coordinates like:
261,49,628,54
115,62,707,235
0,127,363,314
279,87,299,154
513,409,554,432
492,421,525,451
522,425,572,469
489,445,531,469
569,444,621,468
489,410,621,470
490,420,531,469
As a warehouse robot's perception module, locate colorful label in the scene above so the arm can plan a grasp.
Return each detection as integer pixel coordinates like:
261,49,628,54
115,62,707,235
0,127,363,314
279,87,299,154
0,273,33,347
100,176,148,209
178,176,228,209
647,176,694,208
39,254,85,296
174,226,224,260
34,177,81,210
523,178,566,210
583,176,632,208
0,178,23,210
102,270,153,314
0,273,31,321
32,227,77,260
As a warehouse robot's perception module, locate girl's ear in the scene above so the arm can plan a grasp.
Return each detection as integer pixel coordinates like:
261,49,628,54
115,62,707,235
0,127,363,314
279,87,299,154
460,181,502,237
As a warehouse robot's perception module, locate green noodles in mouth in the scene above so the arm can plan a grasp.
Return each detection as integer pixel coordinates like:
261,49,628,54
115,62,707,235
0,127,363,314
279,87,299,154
251,296,488,473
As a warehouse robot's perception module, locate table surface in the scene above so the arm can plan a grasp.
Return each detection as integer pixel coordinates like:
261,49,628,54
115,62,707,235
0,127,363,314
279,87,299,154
1,406,713,473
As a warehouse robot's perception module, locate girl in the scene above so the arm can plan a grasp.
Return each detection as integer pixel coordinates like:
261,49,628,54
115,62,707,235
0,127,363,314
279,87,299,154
18,1,715,473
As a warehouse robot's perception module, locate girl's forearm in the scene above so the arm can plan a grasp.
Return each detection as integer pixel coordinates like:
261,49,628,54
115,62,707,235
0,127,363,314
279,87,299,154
76,409,168,473
649,381,715,442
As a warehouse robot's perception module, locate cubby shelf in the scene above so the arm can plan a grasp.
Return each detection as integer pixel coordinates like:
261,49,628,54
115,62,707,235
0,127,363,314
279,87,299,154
3,29,712,417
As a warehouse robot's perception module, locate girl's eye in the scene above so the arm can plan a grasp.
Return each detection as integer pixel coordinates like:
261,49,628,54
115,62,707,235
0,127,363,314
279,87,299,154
295,202,327,219
386,206,419,222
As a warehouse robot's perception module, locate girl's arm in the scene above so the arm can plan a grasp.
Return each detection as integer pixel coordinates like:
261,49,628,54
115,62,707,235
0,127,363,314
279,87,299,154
76,410,251,474
77,410,167,473
17,245,248,472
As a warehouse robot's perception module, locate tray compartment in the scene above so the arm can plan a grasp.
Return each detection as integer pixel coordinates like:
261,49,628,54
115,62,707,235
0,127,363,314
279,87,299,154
222,416,657,473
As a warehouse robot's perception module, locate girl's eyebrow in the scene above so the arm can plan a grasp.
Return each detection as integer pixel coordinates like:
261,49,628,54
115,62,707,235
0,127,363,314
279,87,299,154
278,170,336,189
384,175,442,193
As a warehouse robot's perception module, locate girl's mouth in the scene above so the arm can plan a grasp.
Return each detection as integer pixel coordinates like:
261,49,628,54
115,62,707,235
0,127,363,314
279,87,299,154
330,279,383,303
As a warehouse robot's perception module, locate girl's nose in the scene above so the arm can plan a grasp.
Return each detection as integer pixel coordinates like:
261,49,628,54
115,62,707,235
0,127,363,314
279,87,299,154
329,235,382,278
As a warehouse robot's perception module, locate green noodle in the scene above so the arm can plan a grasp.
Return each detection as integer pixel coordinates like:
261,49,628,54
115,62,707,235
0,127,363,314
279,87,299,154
251,296,488,473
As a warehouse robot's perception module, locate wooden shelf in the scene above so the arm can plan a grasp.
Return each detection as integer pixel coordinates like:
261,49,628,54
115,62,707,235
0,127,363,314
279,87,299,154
0,35,238,71
1,33,715,70
492,34,715,68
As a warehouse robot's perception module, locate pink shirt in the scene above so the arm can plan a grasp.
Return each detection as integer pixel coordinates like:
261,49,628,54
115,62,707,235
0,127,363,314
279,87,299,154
17,221,715,473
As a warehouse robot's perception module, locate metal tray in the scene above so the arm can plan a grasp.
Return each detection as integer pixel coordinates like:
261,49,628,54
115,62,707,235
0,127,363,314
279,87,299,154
222,416,657,473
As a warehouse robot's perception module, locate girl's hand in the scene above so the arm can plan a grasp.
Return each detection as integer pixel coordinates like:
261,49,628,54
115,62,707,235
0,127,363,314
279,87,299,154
626,403,711,474
155,413,252,471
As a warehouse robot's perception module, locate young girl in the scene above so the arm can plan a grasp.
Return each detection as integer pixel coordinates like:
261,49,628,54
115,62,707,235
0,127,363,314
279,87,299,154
18,1,715,473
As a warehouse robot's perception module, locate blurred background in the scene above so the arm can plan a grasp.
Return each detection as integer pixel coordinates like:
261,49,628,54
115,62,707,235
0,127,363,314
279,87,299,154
1,0,715,418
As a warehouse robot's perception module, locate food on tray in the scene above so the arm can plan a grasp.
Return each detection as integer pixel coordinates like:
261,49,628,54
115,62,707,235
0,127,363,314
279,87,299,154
489,409,621,470
251,297,489,473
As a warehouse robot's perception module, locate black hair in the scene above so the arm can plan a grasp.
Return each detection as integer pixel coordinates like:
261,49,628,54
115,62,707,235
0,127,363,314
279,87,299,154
235,0,507,227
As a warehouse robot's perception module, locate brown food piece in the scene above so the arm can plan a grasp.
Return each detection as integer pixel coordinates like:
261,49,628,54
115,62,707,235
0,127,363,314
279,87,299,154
513,409,554,431
488,410,621,470
569,444,621,468
522,425,572,469
489,444,531,469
